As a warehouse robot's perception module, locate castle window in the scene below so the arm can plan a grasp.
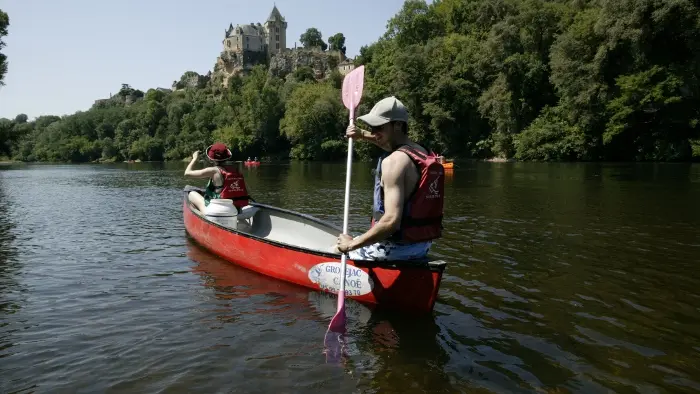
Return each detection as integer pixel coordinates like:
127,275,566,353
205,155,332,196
275,34,279,41
276,43,279,49
275,26,279,33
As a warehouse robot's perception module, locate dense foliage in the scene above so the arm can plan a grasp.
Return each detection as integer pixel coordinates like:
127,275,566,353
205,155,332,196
0,8,8,86
1,0,699,162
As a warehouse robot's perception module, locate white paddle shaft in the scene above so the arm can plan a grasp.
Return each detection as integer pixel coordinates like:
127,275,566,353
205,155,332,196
338,101,355,300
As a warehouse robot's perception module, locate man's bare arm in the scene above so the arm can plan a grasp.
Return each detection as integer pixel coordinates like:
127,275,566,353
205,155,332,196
347,124,383,149
358,128,384,149
347,154,407,250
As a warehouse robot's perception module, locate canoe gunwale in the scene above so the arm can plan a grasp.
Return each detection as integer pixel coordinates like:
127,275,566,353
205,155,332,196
182,185,447,272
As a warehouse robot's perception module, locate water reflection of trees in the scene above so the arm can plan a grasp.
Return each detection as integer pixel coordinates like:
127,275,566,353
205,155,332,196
432,162,700,391
0,174,22,361
348,309,455,393
0,174,20,299
185,238,458,392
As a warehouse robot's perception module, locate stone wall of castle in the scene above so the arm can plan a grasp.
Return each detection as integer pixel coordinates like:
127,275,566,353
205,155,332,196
224,33,266,53
266,22,286,56
268,48,336,80
212,49,269,87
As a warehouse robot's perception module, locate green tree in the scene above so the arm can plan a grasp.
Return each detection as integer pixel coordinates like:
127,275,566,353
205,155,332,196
384,0,441,47
292,66,315,82
300,28,328,51
0,118,13,156
14,113,27,123
280,83,345,160
3,0,699,163
328,33,346,55
0,9,8,85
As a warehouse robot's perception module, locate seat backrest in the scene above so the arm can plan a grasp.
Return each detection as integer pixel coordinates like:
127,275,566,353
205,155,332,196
236,205,260,220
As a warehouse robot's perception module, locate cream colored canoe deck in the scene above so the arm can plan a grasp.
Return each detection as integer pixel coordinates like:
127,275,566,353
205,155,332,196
190,201,340,254
184,186,448,270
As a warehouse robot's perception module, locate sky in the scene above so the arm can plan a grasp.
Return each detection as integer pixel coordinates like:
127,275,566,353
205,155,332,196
0,0,414,120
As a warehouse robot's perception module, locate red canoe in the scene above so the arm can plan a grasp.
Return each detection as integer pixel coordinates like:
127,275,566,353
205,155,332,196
182,186,447,314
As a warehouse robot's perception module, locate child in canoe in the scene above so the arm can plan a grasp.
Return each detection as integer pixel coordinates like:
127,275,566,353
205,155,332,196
184,143,252,214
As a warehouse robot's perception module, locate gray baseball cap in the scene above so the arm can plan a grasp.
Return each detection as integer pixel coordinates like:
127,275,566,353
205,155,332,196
357,96,409,127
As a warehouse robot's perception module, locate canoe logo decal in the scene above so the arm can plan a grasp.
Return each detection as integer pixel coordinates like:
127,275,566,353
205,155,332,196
308,262,374,297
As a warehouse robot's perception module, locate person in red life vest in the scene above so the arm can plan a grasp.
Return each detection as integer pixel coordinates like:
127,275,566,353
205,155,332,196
184,142,252,214
335,96,445,261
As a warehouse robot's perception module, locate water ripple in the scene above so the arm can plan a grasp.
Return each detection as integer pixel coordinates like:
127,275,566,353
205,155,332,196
0,162,699,393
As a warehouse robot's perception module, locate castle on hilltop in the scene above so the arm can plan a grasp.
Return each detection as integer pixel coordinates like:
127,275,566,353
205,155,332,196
222,5,287,58
209,5,356,87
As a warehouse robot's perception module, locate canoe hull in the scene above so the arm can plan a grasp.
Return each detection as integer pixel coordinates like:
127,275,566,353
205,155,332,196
182,187,446,313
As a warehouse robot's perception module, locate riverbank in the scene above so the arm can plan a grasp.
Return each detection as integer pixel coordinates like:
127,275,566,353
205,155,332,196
0,157,19,164
3,155,699,166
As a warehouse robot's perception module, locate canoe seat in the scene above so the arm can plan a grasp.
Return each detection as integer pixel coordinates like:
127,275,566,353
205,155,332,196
237,205,260,221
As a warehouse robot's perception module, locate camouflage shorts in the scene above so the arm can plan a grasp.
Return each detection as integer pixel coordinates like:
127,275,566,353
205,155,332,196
348,240,432,261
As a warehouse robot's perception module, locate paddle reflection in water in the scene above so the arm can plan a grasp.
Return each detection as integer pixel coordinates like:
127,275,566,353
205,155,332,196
184,238,463,393
186,235,375,337
183,238,359,392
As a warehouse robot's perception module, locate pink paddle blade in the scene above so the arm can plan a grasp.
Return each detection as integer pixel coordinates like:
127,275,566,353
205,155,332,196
324,287,347,363
341,66,365,115
323,329,345,363
327,254,350,336
328,301,347,333
324,286,347,364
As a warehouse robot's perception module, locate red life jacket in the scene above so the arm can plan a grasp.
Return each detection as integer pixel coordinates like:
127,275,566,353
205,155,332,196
216,166,251,210
371,145,445,243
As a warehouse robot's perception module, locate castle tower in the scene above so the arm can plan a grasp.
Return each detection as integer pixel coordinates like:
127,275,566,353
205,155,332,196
264,5,287,56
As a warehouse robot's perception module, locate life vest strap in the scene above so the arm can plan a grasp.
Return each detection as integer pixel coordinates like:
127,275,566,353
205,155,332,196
230,195,251,201
372,212,442,226
401,215,443,227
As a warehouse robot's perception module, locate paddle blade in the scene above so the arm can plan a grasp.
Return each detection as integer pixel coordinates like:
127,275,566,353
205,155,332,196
328,302,346,333
324,298,346,364
341,66,365,111
323,329,345,364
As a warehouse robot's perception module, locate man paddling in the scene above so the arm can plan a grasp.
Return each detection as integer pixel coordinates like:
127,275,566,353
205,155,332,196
336,96,445,261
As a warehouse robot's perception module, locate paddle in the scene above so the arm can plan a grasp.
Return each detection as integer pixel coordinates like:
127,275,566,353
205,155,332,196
326,66,365,344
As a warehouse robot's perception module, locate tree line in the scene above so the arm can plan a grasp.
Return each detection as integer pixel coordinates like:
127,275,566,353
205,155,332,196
1,0,699,163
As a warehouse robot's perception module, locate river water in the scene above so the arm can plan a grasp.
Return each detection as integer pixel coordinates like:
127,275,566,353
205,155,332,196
1,161,699,393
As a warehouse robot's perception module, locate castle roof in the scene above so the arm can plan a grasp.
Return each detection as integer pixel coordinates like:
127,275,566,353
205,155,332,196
267,5,284,22
226,23,265,38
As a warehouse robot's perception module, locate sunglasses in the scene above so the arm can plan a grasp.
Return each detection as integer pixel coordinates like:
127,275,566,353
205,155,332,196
370,125,386,134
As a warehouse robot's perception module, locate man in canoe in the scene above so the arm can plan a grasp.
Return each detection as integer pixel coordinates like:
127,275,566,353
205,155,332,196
336,96,445,261
184,142,252,214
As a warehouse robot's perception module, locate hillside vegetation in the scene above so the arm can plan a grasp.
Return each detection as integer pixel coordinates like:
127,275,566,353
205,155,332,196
1,0,699,162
